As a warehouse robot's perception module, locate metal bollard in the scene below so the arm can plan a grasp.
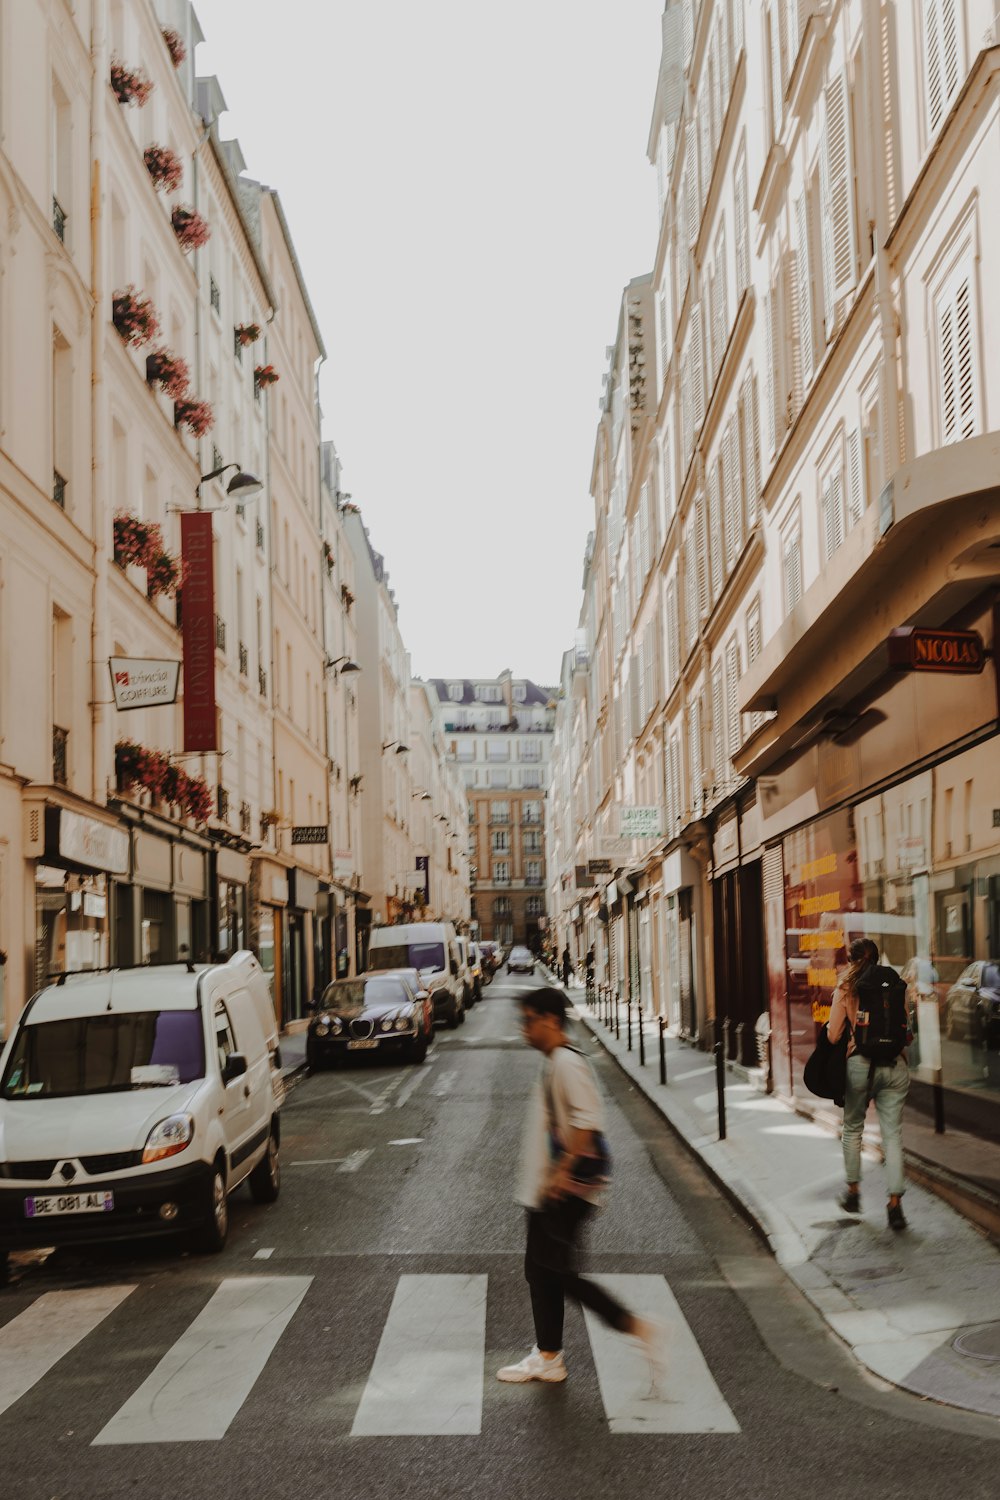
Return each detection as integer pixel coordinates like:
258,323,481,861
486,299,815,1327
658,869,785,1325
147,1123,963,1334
934,1067,946,1134
734,1020,744,1066
638,1005,646,1066
658,1016,667,1086
626,999,633,1051
614,993,621,1041
714,1017,727,1140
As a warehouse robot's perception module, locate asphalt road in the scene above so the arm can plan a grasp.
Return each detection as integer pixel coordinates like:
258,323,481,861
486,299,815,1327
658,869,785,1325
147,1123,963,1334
2,973,998,1500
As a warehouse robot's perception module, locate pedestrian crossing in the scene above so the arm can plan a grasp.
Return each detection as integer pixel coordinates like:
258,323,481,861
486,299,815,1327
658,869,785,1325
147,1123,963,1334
0,1272,740,1443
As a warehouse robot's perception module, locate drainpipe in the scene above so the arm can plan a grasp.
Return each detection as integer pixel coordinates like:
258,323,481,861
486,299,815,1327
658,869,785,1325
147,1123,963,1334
90,0,109,811
864,0,902,485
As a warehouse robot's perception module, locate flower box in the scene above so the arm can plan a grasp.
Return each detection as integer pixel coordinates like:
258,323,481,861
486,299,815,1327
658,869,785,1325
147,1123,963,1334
146,550,188,599
116,740,212,824
235,323,261,347
174,397,214,437
110,59,154,107
161,27,187,68
113,512,163,570
143,144,183,193
171,205,211,253
112,287,160,348
146,347,190,401
254,363,279,389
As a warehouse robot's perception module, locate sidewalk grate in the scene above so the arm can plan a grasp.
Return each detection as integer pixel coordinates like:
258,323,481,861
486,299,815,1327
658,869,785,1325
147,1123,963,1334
952,1324,1000,1363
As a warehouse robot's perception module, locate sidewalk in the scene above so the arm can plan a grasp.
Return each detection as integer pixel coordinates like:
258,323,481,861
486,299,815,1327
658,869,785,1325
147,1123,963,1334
572,991,1000,1419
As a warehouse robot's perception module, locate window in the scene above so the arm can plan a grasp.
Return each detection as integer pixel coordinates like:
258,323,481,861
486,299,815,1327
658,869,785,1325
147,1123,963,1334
936,262,978,445
489,769,510,788
448,682,464,702
724,636,742,761
782,514,803,613
820,73,857,336
521,769,541,788
734,144,749,301
523,831,542,854
477,684,501,702
821,459,846,562
526,861,543,886
526,896,544,918
493,861,510,885
52,326,72,508
51,78,71,246
489,800,510,823
214,1001,237,1074
493,897,511,918
491,831,509,854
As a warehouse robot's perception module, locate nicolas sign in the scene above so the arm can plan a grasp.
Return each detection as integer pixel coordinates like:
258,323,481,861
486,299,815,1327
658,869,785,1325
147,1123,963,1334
886,627,985,674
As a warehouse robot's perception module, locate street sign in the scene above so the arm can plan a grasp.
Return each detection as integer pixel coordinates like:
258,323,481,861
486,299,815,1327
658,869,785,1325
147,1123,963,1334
587,858,612,875
291,825,328,845
109,657,180,711
575,865,593,888
620,806,663,838
886,627,985,673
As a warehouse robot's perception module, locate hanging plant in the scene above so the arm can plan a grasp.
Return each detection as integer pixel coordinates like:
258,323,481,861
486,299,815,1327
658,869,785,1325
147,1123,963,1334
110,59,154,107
184,776,213,825
235,322,261,347
161,27,187,68
112,287,160,347
254,363,279,389
113,512,163,569
115,741,212,824
341,583,355,609
170,205,211,253
143,144,183,194
146,550,188,599
174,397,214,437
146,347,190,401
323,541,335,572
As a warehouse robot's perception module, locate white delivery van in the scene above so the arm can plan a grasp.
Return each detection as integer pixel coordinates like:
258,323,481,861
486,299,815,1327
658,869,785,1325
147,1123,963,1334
366,921,466,1027
0,952,281,1269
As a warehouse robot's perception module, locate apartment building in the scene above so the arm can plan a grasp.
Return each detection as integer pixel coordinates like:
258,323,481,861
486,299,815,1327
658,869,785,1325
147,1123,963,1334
428,676,555,950
551,0,1000,1210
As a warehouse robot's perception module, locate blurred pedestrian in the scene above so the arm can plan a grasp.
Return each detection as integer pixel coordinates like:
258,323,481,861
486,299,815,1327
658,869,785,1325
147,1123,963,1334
497,987,664,1385
562,946,572,987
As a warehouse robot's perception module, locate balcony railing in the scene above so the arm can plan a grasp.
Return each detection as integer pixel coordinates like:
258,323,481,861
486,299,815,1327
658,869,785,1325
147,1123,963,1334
525,875,545,887
239,641,249,676
52,197,66,243
52,725,69,786
258,665,267,697
239,799,252,835
215,615,226,652
52,469,67,509
217,785,229,822
489,815,510,825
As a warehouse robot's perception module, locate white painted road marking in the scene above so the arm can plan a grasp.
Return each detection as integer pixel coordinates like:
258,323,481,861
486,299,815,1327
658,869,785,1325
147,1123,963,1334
432,1070,457,1096
253,1248,275,1260
394,1062,435,1108
338,1148,373,1173
0,1286,136,1417
387,1138,423,1146
92,1276,312,1445
583,1274,740,1433
351,1274,487,1436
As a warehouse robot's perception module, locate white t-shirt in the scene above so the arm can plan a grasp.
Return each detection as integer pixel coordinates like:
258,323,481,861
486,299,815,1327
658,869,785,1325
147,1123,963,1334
515,1044,606,1210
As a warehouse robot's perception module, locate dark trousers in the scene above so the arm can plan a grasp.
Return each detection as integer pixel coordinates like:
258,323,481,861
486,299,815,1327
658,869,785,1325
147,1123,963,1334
525,1197,631,1351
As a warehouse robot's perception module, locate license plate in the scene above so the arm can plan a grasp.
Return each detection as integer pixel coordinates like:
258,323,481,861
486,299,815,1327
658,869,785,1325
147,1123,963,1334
24,1191,115,1218
347,1039,379,1050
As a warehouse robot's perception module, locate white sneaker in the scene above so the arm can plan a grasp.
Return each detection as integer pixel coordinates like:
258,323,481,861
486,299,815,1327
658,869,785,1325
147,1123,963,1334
496,1346,568,1383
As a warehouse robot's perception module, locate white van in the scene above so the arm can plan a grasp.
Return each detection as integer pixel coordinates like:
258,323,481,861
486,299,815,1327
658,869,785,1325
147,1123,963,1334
0,952,281,1268
366,921,465,1028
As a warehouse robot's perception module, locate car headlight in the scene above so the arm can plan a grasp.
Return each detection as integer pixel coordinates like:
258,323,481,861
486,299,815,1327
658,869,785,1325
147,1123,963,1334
331,1018,343,1034
315,1020,330,1036
380,1017,394,1032
395,1011,413,1031
142,1112,195,1164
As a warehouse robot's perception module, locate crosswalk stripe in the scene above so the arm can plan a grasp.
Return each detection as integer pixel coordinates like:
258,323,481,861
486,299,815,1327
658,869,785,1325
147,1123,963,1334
0,1285,137,1418
92,1276,312,1445
351,1274,487,1436
583,1274,740,1434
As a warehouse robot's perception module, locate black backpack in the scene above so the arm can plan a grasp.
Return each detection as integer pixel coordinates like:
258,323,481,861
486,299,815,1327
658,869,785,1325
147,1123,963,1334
854,965,909,1065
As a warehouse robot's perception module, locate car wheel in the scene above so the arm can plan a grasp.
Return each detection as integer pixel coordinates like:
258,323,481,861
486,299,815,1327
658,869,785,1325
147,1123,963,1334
0,1250,9,1288
306,1037,323,1072
407,1033,428,1065
447,1002,461,1029
458,1000,466,1025
248,1124,281,1204
193,1159,229,1254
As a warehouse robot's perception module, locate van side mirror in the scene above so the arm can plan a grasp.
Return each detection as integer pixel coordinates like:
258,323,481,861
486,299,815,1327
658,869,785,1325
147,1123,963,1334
222,1052,248,1084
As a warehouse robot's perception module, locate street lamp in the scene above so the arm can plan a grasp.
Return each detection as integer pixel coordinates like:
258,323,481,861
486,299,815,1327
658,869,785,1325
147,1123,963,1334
412,790,431,800
381,740,409,754
324,654,361,674
196,461,263,506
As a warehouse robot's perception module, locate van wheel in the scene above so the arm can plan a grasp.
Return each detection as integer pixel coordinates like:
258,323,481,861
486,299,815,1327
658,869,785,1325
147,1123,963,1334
0,1250,9,1288
447,1002,461,1029
249,1125,281,1203
193,1161,229,1253
458,1001,466,1026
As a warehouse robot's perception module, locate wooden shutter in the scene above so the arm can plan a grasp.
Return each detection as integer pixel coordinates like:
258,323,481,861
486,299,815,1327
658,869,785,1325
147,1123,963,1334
715,223,728,371
709,463,724,602
734,150,749,299
733,0,745,58
695,494,709,619
846,429,863,527
688,695,703,813
690,303,705,430
823,74,856,313
667,576,680,686
783,526,803,611
740,370,761,529
662,431,673,520
658,287,669,389
725,636,742,760
764,289,776,452
684,523,698,650
822,469,844,560
925,0,961,132
711,663,725,789
785,247,802,420
723,418,741,568
746,595,764,733
955,276,977,440
795,193,814,381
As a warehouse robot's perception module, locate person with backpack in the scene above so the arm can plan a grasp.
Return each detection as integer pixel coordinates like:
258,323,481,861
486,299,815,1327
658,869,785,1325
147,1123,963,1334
497,987,664,1383
828,938,911,1230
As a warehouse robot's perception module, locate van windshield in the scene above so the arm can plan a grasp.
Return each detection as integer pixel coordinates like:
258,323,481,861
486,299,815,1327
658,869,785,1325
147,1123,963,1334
369,941,445,975
1,1011,206,1099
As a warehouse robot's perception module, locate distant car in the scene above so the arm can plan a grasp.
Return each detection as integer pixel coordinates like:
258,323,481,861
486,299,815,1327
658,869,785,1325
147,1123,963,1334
472,941,492,987
456,936,480,1006
308,972,433,1069
507,945,535,974
945,961,1000,1044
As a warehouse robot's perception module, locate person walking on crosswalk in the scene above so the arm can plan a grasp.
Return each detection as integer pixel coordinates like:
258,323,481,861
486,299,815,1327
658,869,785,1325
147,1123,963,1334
497,987,664,1385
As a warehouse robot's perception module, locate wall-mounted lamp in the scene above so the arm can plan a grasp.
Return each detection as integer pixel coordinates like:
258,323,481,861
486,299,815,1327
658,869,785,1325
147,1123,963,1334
412,790,432,800
381,740,409,754
325,654,361,674
196,461,263,506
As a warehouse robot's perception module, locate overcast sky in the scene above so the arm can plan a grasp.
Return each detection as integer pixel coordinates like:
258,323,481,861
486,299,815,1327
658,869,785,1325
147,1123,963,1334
194,0,662,685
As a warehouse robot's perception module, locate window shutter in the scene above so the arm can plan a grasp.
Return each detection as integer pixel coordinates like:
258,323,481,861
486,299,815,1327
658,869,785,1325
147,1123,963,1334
769,4,785,141
640,483,651,581
734,152,749,300
685,145,698,247
644,619,657,715
741,370,761,528
723,418,741,568
784,528,803,611
681,353,693,464
695,495,709,619
785,248,802,421
667,577,680,687
823,74,856,312
708,463,724,601
732,0,745,58
631,652,642,737
955,277,977,440
725,636,742,761
715,223,728,371
846,428,863,526
746,596,763,733
658,287,668,388
764,289,776,452
711,663,725,789
690,303,705,430
662,431,673,520
795,193,814,382
823,469,844,560
688,695,703,814
684,524,698,650
925,0,960,132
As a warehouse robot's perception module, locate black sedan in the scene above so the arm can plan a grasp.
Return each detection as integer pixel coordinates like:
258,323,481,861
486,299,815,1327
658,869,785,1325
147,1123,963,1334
307,972,433,1069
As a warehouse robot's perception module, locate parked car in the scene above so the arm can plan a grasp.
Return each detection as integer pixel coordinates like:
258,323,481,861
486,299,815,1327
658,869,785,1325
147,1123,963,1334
472,941,492,987
945,961,1000,1044
366,920,465,1028
507,945,536,974
0,952,282,1263
307,971,433,1068
478,941,502,976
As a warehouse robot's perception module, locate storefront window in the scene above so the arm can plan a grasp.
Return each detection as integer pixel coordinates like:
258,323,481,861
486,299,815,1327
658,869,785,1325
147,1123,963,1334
217,880,246,959
141,889,173,965
258,905,276,990
34,867,109,987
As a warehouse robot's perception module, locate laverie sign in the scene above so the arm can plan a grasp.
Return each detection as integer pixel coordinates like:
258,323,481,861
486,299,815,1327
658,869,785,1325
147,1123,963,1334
109,657,180,710
620,806,664,838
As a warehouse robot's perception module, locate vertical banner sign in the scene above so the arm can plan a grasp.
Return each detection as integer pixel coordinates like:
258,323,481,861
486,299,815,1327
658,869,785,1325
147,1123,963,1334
415,854,429,903
180,512,217,752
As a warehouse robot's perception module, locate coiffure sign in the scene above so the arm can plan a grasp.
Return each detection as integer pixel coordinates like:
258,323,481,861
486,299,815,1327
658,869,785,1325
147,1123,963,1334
109,657,180,711
887,627,985,674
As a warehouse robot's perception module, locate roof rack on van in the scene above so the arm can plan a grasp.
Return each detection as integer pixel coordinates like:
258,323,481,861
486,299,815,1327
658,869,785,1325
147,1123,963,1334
47,958,197,985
